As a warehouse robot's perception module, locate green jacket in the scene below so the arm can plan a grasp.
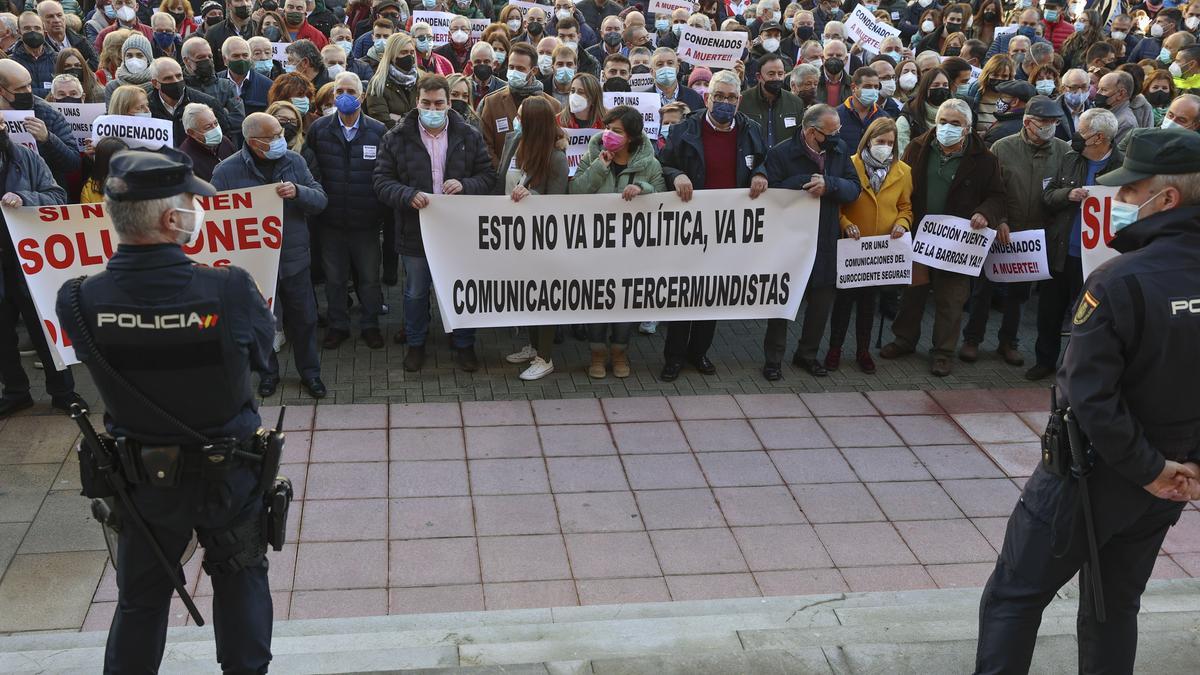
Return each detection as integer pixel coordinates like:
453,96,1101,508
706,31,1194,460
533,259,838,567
569,133,666,195
738,86,806,148
991,130,1069,232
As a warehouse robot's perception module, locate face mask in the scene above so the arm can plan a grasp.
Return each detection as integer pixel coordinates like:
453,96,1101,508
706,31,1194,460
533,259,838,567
797,26,814,41
955,83,972,98
819,130,840,150
285,11,304,25
1170,61,1184,78
512,117,522,134
763,79,782,96
1157,47,1173,65
290,97,309,114
1070,131,1088,153
1092,92,1111,109
921,20,935,33
995,98,1012,114
323,105,335,116
263,135,287,159
451,99,469,116
858,87,879,105
659,123,670,138
253,59,273,74
569,92,588,114
235,5,251,19
373,38,387,52
555,66,575,84
173,200,205,246
784,17,794,30
604,32,622,47
1151,22,1164,38
984,11,998,22
654,18,668,32
601,129,624,150
863,3,877,11
926,87,950,105
416,37,432,53
936,122,964,146
58,95,83,103
326,63,344,78
1111,30,1127,40
1030,80,1056,98
282,63,296,74
132,110,151,117
673,23,684,36
538,53,553,74
1030,121,1056,141
1064,90,1088,108
1074,21,1085,33
104,5,115,19
335,92,360,114
885,50,902,64
420,108,447,128
879,79,896,97
115,5,136,22
824,57,843,75
655,66,676,86
1146,89,1172,107
1017,25,1036,40
1110,190,1164,232
473,63,493,81
507,69,529,87
919,0,932,6
452,30,469,45
21,31,44,49
710,100,736,123
495,50,506,64
396,55,415,71
1162,116,1179,129
193,60,215,79
125,56,148,73
203,125,223,146
1188,16,1200,31
528,21,544,35
899,72,918,91
763,37,780,52
868,143,893,162
507,19,521,32
228,58,252,76
1044,10,1058,22
158,80,184,100
456,0,470,7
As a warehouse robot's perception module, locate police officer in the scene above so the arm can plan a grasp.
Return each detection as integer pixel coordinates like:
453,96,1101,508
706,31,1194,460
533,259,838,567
974,128,1200,673
56,149,276,674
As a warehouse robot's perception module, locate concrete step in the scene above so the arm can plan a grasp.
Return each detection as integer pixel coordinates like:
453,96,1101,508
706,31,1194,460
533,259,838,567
1,579,1197,673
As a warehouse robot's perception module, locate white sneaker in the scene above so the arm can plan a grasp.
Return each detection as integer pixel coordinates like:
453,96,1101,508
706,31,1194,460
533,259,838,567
506,344,537,363
273,331,286,353
639,321,658,335
519,357,554,380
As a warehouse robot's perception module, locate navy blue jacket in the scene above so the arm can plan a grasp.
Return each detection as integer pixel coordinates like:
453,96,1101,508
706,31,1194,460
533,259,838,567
9,42,58,99
837,99,890,157
1127,35,1164,65
660,84,706,112
31,97,82,182
307,110,388,231
218,69,273,116
658,109,767,191
985,29,1053,60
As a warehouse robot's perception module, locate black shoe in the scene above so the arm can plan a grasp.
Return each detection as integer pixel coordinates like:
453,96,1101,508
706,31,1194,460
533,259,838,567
793,354,828,377
322,328,350,350
302,377,327,399
257,376,279,397
660,361,683,382
688,355,716,375
1025,364,1056,381
762,363,783,381
404,345,426,372
50,393,87,415
0,394,34,418
393,328,407,345
455,346,480,372
362,328,385,349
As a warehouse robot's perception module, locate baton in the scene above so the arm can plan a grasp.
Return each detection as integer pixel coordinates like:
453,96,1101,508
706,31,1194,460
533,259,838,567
1064,408,1105,624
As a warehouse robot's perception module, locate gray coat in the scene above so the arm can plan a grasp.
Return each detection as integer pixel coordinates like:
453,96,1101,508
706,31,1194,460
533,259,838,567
494,134,569,197
185,75,246,144
0,141,66,207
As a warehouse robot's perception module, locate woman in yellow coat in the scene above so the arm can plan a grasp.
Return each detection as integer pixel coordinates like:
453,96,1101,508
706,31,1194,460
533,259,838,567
827,117,913,374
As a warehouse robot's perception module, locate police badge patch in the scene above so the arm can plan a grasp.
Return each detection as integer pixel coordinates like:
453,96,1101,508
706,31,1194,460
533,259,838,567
1073,290,1100,325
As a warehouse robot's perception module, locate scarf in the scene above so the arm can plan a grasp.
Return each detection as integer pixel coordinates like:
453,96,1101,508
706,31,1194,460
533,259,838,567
508,75,544,98
116,62,153,86
388,65,417,87
860,148,891,193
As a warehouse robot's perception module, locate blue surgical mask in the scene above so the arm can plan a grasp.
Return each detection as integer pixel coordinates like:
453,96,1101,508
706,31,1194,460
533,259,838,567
422,0,435,7
253,59,273,74
955,83,972,98
1073,21,1085,33
885,50,902,64
495,50,506,64
416,36,432,52
290,97,309,114
784,17,793,30
419,108,446,128
858,87,879,105
1158,47,1172,64
1036,79,1056,96
1110,190,1164,232
203,126,223,146
283,63,297,74
936,122,964,146
710,100,736,124
337,40,352,56
507,69,529,87
374,38,387,52
1044,9,1058,22
655,66,676,86
554,66,575,84
1064,90,1088,108
335,92,361,114
655,18,668,32
672,23,683,36
264,136,287,159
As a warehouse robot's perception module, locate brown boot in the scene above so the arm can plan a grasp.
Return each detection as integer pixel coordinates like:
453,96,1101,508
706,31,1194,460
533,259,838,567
611,344,630,378
958,342,979,363
588,346,608,379
997,342,1025,367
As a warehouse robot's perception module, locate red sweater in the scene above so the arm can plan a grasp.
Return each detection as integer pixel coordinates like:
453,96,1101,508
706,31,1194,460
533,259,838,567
701,116,737,189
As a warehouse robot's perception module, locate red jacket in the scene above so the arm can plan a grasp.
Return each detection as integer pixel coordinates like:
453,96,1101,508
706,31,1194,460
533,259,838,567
417,52,454,76
1042,18,1075,51
290,20,328,48
93,22,152,52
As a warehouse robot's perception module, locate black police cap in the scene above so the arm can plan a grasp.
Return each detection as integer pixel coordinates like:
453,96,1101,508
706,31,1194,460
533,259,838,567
1098,128,1200,186
104,147,217,202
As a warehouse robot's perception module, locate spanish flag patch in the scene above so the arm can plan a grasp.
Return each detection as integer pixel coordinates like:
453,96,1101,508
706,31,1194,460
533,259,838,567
1073,290,1100,325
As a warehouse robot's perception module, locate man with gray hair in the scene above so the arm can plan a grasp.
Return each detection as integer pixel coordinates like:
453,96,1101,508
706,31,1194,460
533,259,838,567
285,38,331,89
181,36,244,144
789,62,819,106
1094,70,1138,145
757,102,862,381
0,12,19,52
178,101,234,180
146,57,231,147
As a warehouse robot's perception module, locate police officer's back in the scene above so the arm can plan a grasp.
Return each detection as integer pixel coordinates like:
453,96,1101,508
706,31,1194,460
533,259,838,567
56,148,278,674
974,128,1200,673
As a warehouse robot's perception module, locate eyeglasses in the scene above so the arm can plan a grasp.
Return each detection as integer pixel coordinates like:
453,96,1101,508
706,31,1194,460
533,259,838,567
710,92,740,104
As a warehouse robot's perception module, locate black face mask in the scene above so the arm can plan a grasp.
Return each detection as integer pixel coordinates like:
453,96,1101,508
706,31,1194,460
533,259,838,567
451,99,470,116
824,57,844,76
603,32,622,46
819,131,840,151
395,55,415,71
602,76,630,92
234,5,251,19
984,11,998,22
262,0,278,10
528,21,543,35
763,79,783,96
8,90,33,110
1146,90,1172,107
206,14,224,27
64,66,85,80
280,120,297,141
945,22,962,34
1070,131,1087,153
58,95,83,103
21,31,44,49
631,64,650,75
169,12,185,25
473,63,493,81
1092,92,1111,109
945,47,961,57
926,87,950,105
263,26,282,41
193,60,215,78
797,26,815,41
159,80,185,100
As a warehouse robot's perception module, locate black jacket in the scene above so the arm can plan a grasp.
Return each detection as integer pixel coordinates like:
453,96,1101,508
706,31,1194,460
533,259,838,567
147,86,232,147
200,18,257,72
307,111,388,231
372,110,496,257
983,108,1023,147
658,110,767,191
1040,148,1123,272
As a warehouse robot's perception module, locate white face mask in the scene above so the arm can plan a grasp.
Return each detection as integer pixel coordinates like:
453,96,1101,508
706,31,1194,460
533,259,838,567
1188,16,1200,31
115,5,136,22
763,37,780,52
507,19,521,32
173,198,205,247
921,20,935,33
451,30,469,44
868,143,893,162
556,9,571,21
1111,30,1127,41
1150,22,1164,38
569,92,588,114
880,79,896,96
1162,116,1179,129
899,72,918,91
125,56,148,73
538,53,553,74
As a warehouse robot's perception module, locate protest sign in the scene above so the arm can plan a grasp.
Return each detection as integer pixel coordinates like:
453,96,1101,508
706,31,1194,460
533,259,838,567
271,42,288,62
629,72,655,92
506,0,550,10
565,128,601,177
92,114,173,149
412,11,489,44
993,24,1019,39
1080,185,1121,279
420,189,818,330
845,4,900,54
649,0,696,15
983,229,1052,282
1,111,37,152
835,235,913,289
2,185,284,370
47,102,106,145
602,91,661,139
676,26,747,69
910,214,996,276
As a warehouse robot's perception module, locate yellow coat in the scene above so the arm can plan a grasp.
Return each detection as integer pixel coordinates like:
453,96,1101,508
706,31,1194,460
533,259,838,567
839,154,914,236
80,178,104,204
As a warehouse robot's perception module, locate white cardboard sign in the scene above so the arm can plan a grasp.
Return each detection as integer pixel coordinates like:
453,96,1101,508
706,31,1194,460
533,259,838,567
910,214,996,276
835,235,913,288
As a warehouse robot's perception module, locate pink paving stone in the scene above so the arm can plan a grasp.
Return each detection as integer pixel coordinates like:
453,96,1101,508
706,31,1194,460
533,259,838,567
310,429,388,462
478,534,571,582
82,601,117,631
713,486,806,526
952,413,1040,445
468,458,551,495
840,565,937,592
928,389,1008,414
389,402,463,428
281,463,308,500
531,398,605,425
635,488,726,530
197,544,295,596
601,396,675,422
300,499,389,542
390,460,469,498
942,479,1023,518
289,589,388,620
294,540,388,590
980,442,1042,478
464,425,542,459
865,391,944,416
1163,511,1200,554
994,388,1051,413
555,492,644,533
460,400,534,426
279,431,312,464
389,538,481,587
648,528,748,575
306,462,388,499
389,428,466,461
926,563,997,589
732,524,834,571
473,494,561,536
755,569,848,596
1171,553,1200,576
665,573,761,601
94,563,117,602
538,424,617,456
262,405,314,431
484,580,579,610
792,480,888,523
840,446,932,482
667,395,744,420
389,496,476,540
911,445,1006,480
971,517,1011,551
734,393,811,418
576,577,672,605
546,456,630,493
314,404,388,430
564,532,663,579
1151,555,1189,580
769,448,858,484
818,416,904,448
389,585,485,614
894,519,996,565
814,522,918,566
1018,411,1048,434
680,419,764,452
750,418,833,450
610,421,689,454
866,482,965,521
886,415,973,446
622,454,707,490
800,392,879,417
695,451,783,487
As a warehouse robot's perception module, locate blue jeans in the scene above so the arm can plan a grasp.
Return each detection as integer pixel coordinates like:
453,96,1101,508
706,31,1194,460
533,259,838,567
321,228,383,331
402,255,474,348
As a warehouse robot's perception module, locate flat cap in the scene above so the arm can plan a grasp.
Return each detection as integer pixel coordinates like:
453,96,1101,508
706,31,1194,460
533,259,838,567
995,79,1037,102
105,147,216,202
1098,128,1200,186
1025,95,1060,118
